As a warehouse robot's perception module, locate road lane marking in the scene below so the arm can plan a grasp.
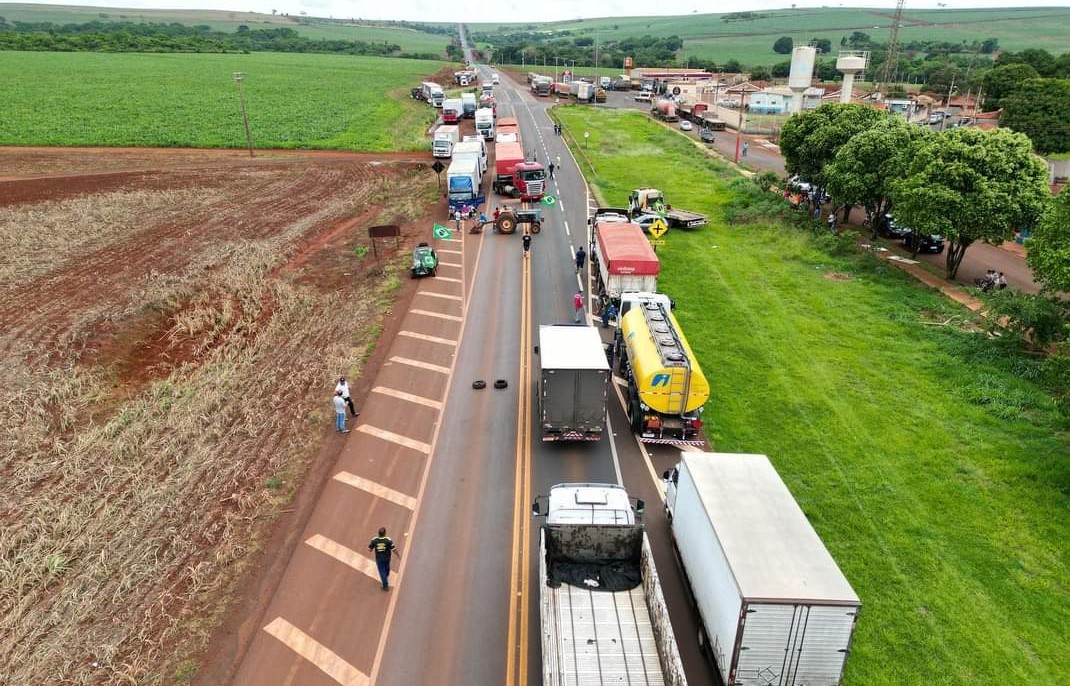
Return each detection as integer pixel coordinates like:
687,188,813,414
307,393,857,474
399,331,457,346
389,356,450,374
372,385,443,410
607,410,624,487
333,471,418,510
437,261,462,268
417,291,463,302
305,534,381,581
356,425,432,454
431,276,463,283
611,379,666,502
437,248,463,255
439,238,462,243
263,617,369,686
563,220,570,237
411,309,464,322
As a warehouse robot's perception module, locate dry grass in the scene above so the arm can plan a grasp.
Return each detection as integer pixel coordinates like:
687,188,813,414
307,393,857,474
0,157,434,684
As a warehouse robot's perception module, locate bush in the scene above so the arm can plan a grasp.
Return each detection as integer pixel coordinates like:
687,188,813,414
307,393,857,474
752,170,779,191
983,290,1070,348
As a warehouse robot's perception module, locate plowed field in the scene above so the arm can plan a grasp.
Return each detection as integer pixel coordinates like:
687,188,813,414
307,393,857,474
0,147,438,685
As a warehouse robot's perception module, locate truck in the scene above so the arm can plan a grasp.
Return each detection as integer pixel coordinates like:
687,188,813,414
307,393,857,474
461,92,478,119
428,84,444,108
537,325,610,442
592,219,660,303
615,293,709,444
446,157,483,210
492,142,545,201
452,139,487,176
635,90,654,103
495,116,520,142
474,107,495,141
628,188,707,229
432,125,459,158
532,483,688,686
442,99,462,125
573,81,595,102
532,75,553,96
652,99,679,122
599,75,612,89
663,453,861,686
419,81,438,102
677,102,707,121
595,88,608,103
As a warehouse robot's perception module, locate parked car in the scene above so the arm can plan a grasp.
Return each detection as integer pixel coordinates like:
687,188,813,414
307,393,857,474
903,229,945,254
957,116,975,127
877,214,910,239
631,212,664,233
699,128,716,143
787,175,812,193
410,243,439,277
927,111,948,125
679,120,693,131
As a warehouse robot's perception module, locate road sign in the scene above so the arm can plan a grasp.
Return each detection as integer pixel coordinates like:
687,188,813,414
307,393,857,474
542,195,557,205
431,160,445,174
649,219,669,239
648,239,665,248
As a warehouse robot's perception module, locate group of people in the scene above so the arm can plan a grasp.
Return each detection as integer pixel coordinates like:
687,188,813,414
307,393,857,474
977,269,1008,292
553,123,562,136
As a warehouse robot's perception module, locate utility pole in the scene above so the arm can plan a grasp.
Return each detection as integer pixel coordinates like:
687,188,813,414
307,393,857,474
734,90,748,164
940,74,956,132
876,0,906,96
233,72,254,158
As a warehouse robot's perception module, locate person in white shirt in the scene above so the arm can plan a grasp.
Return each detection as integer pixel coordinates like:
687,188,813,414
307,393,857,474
336,376,359,417
333,391,349,433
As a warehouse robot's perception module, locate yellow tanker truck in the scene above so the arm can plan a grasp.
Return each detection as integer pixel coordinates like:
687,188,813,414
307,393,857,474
615,293,709,445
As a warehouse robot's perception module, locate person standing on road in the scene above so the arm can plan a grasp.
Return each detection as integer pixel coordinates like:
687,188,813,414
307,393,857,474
573,290,585,323
368,527,400,590
336,376,359,417
522,232,532,257
333,390,350,434
548,162,556,179
601,301,618,328
741,141,749,157
574,246,586,273
453,208,463,233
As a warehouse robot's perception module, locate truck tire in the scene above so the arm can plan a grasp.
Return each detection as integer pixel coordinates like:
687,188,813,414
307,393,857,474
496,212,517,235
627,388,644,434
511,188,522,199
530,221,541,234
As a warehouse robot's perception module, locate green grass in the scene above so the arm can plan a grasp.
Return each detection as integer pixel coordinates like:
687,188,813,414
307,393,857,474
555,105,1070,685
0,52,445,150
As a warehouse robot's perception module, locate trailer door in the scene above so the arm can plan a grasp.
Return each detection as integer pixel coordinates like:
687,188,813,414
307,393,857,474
734,603,856,686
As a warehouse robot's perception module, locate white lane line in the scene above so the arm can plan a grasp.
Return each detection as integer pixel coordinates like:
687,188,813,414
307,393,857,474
437,261,462,268
417,291,463,302
438,238,462,243
432,276,463,284
356,424,432,454
611,379,666,502
372,385,444,410
437,248,463,255
333,471,418,510
263,617,369,686
607,410,624,487
399,331,457,346
389,356,450,374
306,534,381,582
411,309,463,322
564,222,571,237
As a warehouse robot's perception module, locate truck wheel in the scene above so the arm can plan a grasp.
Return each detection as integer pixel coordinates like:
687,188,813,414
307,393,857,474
628,389,644,434
511,188,522,199
530,221,541,234
496,213,516,234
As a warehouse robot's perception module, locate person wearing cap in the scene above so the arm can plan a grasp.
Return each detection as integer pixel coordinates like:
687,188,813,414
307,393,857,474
336,376,358,417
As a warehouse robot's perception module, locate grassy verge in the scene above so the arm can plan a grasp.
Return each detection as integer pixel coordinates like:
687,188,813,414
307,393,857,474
556,105,1070,686
0,52,444,150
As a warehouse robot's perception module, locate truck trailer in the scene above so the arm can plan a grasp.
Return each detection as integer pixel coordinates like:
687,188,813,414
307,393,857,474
615,293,709,444
495,116,520,144
492,142,545,201
652,99,679,122
592,219,660,302
534,483,687,686
532,75,553,96
663,453,860,686
461,92,478,118
451,139,487,176
537,325,610,442
446,157,483,210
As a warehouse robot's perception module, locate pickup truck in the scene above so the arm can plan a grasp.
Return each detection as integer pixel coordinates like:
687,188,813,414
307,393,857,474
635,90,654,103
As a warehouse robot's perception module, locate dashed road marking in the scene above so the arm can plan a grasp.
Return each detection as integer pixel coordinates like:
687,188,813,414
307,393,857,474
437,248,463,255
431,276,463,284
389,356,450,374
306,534,381,581
263,617,369,686
356,424,432,454
437,261,462,268
399,331,457,346
372,385,444,410
417,291,463,302
412,309,463,322
333,471,418,510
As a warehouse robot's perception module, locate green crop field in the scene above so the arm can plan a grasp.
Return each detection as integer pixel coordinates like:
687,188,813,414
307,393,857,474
554,105,1070,685
472,6,1070,66
0,3,452,55
0,52,445,150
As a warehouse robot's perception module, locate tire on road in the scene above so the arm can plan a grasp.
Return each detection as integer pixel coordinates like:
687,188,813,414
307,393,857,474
530,221,541,234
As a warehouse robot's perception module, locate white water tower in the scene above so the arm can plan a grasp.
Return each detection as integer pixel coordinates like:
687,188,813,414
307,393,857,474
788,46,817,114
836,51,869,103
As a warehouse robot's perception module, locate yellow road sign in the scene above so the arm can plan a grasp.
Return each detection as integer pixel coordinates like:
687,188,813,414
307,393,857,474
648,239,666,247
649,219,669,239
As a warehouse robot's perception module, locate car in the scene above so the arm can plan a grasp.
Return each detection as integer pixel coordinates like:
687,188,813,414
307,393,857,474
902,230,945,254
630,212,664,233
679,120,693,131
410,243,439,277
876,214,910,239
927,111,948,125
787,175,812,193
491,73,500,84
957,116,975,127
699,128,716,144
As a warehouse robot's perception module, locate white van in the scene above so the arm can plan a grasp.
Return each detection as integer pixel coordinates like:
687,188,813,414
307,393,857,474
491,73,500,84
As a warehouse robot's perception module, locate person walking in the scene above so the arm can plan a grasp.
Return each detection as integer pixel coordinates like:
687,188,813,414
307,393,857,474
574,246,586,273
453,208,463,233
573,290,585,323
367,527,400,590
522,232,532,258
827,212,837,232
741,140,749,157
548,162,556,179
336,376,359,417
333,390,350,434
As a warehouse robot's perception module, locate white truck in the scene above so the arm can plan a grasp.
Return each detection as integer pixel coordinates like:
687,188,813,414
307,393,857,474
663,453,861,686
537,325,610,442
451,139,487,176
533,483,687,686
432,124,459,158
429,84,444,108
446,157,482,209
474,107,495,141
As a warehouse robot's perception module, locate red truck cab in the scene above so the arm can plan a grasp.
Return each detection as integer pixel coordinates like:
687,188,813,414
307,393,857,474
493,142,546,201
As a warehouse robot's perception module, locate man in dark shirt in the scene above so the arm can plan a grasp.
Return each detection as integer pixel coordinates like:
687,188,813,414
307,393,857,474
368,527,399,590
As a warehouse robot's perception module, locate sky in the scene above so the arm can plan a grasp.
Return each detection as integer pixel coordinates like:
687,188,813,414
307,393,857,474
5,0,1069,24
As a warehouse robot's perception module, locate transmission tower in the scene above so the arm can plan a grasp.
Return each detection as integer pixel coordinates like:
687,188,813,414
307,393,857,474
877,0,906,93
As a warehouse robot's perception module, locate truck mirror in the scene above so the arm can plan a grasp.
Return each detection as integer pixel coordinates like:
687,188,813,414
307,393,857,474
531,500,541,516
662,469,672,480
635,499,646,515
533,345,539,356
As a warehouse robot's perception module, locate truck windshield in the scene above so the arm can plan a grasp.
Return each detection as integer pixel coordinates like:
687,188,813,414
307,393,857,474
520,169,546,182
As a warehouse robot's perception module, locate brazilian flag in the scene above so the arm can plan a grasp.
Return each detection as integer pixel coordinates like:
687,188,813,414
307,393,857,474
433,223,453,240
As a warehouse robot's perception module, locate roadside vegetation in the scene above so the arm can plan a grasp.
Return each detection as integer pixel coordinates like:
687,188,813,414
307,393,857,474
0,52,445,150
555,105,1070,685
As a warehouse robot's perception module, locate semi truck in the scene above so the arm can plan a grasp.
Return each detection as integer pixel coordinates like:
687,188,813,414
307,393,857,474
592,217,660,302
663,453,861,686
428,84,444,108
474,107,495,140
442,99,462,125
446,157,483,210
628,188,707,229
432,125,459,158
537,325,610,442
461,92,478,118
419,81,438,102
652,99,679,122
677,102,707,121
532,75,553,96
492,142,545,201
533,483,687,686
615,293,709,444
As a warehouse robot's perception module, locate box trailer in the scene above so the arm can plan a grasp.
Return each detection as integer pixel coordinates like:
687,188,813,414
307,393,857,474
663,453,861,686
592,219,660,302
537,325,610,441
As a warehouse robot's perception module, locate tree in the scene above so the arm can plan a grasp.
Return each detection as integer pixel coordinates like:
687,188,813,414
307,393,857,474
1056,52,1070,78
980,37,999,54
810,37,832,54
1027,187,1070,293
824,119,931,236
773,36,793,54
750,65,772,81
1001,78,1070,154
779,103,889,191
891,128,1050,279
981,63,1039,111
999,48,1058,76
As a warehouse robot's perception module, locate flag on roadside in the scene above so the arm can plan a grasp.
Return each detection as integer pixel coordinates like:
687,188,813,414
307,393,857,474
432,223,453,240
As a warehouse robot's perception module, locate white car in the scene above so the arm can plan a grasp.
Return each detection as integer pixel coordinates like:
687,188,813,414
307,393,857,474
491,73,500,84
679,120,693,131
